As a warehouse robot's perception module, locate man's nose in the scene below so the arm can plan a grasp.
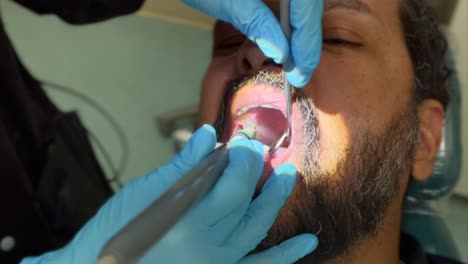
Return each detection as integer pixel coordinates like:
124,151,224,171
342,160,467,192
237,41,281,75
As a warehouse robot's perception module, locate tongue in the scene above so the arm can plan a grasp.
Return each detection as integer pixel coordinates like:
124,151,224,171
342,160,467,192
236,107,288,146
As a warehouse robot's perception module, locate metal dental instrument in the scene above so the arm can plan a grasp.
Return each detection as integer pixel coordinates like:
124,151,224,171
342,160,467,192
96,129,255,264
269,0,292,155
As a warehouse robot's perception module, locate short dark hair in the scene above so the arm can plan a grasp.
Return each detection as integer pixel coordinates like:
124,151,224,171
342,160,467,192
400,0,452,110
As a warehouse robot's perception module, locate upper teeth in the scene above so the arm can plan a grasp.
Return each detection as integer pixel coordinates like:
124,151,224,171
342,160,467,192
236,104,277,116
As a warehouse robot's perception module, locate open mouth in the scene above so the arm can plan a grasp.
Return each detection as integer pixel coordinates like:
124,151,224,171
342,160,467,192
220,81,299,189
234,106,290,149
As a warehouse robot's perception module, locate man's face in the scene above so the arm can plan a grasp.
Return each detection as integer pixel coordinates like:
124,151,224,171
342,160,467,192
200,0,422,262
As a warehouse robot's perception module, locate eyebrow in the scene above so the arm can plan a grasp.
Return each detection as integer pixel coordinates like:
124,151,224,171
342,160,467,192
325,0,372,14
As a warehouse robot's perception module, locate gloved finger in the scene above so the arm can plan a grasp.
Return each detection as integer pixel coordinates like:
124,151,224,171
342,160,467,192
197,139,264,227
226,163,297,250
286,0,323,88
183,0,289,64
237,234,318,264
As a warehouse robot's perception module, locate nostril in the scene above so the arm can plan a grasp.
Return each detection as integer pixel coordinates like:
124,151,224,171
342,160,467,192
242,57,280,74
263,58,278,67
242,58,252,72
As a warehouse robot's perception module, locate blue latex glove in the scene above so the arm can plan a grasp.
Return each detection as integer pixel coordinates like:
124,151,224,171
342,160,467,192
21,125,317,264
183,0,323,87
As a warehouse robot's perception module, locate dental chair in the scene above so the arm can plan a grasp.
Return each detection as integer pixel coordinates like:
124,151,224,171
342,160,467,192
402,44,462,261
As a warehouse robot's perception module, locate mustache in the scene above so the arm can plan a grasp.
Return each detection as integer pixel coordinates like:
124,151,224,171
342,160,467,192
296,95,320,172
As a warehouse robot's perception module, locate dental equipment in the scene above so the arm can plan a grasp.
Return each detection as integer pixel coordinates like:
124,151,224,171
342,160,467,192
269,0,293,155
96,128,255,264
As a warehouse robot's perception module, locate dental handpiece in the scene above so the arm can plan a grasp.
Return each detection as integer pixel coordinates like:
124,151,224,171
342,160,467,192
96,129,255,264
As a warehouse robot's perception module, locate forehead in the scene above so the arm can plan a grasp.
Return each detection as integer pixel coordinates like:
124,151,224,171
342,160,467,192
214,0,403,44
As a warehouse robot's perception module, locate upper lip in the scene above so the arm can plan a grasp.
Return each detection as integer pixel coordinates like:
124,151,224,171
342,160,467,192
230,85,288,119
236,103,281,117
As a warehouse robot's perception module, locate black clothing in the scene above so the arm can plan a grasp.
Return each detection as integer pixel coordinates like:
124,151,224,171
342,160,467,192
0,1,142,263
400,233,463,264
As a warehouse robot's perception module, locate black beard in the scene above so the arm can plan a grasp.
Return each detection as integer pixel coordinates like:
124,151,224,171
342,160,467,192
257,104,418,263
216,72,420,263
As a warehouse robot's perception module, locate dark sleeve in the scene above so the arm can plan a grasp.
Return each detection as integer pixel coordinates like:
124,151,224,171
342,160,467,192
12,0,145,24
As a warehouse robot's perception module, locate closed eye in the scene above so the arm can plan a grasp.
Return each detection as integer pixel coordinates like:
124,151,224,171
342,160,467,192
216,43,242,52
324,38,363,47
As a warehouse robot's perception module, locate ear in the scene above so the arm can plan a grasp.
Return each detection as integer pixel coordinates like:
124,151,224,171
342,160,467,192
411,100,445,182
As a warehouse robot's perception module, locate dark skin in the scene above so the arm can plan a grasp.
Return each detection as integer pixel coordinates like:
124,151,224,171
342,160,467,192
199,0,445,262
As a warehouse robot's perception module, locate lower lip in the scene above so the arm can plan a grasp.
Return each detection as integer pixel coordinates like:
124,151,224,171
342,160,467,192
227,125,291,191
256,146,290,191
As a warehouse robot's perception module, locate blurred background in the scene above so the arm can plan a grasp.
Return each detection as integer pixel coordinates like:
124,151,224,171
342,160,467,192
1,0,466,262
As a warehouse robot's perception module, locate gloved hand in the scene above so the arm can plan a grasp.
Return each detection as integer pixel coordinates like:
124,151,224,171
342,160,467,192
183,0,323,88
21,125,317,264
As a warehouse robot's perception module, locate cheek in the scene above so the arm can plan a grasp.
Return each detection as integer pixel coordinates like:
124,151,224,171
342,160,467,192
315,111,351,174
308,53,404,124
297,57,370,175
199,58,237,125
298,50,410,176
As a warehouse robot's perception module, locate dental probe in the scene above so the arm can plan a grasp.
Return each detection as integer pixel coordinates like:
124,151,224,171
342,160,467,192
269,0,293,155
96,129,255,264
